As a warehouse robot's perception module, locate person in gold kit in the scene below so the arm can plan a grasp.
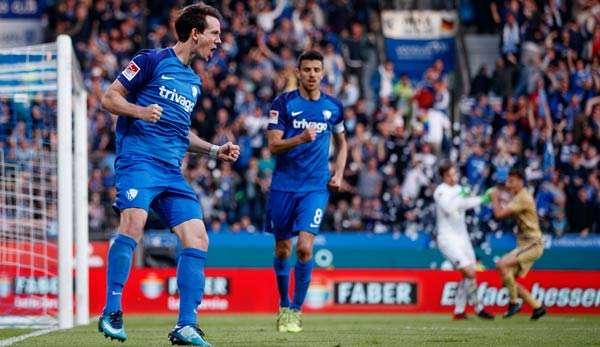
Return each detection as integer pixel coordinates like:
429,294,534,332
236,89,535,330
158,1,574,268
490,168,547,320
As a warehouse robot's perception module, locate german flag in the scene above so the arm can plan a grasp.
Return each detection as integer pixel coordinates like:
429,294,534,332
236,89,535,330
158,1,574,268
441,18,455,32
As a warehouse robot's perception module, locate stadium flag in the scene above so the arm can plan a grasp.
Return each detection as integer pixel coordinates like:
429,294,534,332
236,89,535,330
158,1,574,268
381,10,457,80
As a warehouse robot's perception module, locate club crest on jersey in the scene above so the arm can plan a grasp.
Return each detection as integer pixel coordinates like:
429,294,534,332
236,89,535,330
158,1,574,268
126,188,138,201
122,61,140,81
269,110,279,124
323,110,332,120
191,86,198,98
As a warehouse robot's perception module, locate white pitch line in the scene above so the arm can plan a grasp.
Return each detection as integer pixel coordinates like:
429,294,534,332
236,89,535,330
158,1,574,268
0,328,58,346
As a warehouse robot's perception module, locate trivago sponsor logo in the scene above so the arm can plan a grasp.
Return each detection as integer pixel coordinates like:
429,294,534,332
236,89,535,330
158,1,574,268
334,281,417,305
441,281,600,308
158,86,196,113
292,119,328,133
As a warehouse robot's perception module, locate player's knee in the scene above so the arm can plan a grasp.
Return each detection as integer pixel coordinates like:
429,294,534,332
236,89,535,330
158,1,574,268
275,247,291,259
275,239,292,259
496,259,507,271
296,246,312,262
497,263,512,278
182,229,209,250
173,220,210,250
119,218,145,242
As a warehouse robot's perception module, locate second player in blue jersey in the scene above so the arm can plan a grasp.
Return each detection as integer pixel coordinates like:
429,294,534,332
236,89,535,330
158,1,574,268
266,50,348,333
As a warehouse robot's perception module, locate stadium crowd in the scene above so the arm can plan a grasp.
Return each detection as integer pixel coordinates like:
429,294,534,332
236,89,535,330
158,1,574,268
461,0,600,239
0,0,598,241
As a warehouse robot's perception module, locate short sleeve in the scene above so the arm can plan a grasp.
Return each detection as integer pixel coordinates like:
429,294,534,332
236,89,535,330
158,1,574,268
117,50,157,95
332,98,345,134
267,94,288,131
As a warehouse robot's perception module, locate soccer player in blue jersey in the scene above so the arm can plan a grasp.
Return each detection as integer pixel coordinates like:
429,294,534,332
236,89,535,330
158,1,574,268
98,4,239,346
266,50,348,333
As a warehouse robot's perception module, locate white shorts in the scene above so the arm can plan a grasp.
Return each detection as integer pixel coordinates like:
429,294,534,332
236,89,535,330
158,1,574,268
437,233,476,269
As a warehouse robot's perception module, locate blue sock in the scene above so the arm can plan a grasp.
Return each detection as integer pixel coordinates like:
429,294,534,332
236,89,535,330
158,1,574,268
176,248,207,327
291,259,313,311
104,234,137,315
273,257,291,308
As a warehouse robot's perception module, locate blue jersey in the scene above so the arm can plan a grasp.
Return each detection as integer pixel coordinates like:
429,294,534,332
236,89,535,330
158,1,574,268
116,48,201,167
267,90,344,192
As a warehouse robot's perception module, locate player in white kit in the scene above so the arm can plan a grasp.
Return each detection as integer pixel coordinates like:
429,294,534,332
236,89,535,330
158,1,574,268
434,160,494,320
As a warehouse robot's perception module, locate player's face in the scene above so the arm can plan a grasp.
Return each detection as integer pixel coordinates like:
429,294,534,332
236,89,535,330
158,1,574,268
445,167,458,186
195,15,221,61
297,60,324,92
506,175,522,193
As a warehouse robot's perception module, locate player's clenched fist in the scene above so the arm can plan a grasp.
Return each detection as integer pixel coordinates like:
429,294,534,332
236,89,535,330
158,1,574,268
217,142,241,162
138,104,162,123
300,127,317,143
327,174,343,192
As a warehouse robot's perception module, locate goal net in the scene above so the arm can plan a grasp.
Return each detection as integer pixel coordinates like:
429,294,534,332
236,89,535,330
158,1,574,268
0,35,88,329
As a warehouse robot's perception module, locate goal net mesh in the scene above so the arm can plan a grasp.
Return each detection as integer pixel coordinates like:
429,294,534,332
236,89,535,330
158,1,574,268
0,42,74,327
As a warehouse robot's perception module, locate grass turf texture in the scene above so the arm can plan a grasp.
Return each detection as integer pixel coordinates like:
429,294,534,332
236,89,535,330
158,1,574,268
5,313,600,346
0,329,33,340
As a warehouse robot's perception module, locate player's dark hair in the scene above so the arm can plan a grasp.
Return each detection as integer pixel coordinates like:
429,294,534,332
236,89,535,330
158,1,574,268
175,3,222,42
438,159,454,178
508,167,525,180
297,50,324,68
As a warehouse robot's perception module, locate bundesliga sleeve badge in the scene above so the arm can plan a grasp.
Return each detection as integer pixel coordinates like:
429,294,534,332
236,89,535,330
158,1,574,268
122,60,140,81
269,110,279,125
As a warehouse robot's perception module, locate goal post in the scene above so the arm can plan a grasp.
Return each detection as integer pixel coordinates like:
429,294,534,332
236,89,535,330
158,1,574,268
0,34,88,329
56,34,74,330
74,89,89,326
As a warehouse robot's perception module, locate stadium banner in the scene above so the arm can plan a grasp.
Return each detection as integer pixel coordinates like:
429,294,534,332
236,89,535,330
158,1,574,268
0,267,58,316
381,10,456,80
87,268,600,314
90,234,600,270
486,233,600,249
0,0,46,47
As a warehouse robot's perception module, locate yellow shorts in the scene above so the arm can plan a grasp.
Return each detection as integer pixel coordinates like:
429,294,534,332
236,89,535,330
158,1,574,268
506,242,543,277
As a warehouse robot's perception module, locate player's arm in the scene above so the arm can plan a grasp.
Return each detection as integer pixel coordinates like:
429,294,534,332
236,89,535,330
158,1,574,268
490,188,514,219
267,128,316,155
267,95,316,154
436,188,486,216
188,131,239,162
457,186,499,209
458,196,485,210
101,80,162,122
328,131,347,191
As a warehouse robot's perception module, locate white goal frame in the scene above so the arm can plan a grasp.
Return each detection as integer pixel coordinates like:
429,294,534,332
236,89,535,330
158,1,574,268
56,34,89,329
0,34,88,329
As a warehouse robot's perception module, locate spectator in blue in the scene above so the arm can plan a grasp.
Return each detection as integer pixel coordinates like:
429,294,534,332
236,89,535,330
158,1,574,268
465,143,488,191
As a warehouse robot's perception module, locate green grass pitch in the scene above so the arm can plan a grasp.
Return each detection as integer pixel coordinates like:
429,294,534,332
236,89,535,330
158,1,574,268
2,313,600,346
0,329,33,340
